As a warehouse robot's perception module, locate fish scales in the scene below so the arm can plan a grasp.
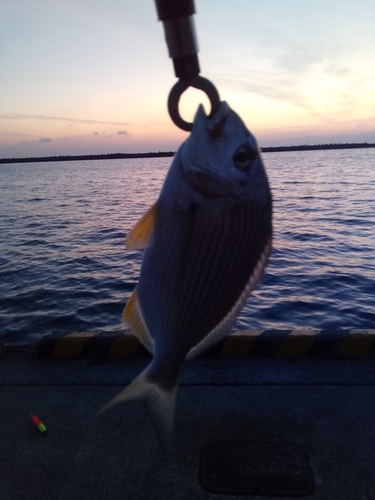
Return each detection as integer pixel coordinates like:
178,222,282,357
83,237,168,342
200,203,268,328
100,101,272,448
139,182,269,359
177,203,266,343
176,205,226,336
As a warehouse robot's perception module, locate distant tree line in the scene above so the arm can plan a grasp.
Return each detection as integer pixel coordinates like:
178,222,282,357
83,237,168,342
1,143,374,164
0,151,175,164
260,143,375,153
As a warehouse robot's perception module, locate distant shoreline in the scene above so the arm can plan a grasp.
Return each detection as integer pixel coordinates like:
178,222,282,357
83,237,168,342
1,143,374,164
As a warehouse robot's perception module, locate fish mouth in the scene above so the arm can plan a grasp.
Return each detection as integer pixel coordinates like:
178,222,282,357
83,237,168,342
206,102,230,138
207,115,227,138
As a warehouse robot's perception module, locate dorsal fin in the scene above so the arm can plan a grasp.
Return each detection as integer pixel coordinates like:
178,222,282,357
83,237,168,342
126,203,158,250
123,289,154,354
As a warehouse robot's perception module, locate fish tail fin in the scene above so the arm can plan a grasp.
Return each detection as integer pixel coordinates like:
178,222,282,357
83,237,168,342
98,368,178,450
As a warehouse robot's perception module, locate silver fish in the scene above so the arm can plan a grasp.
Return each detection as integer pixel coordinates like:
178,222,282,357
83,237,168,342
101,101,272,444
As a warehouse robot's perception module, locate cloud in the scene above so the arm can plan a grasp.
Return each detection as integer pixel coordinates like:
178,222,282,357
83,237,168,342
0,131,39,138
0,112,129,126
117,130,128,135
38,137,52,143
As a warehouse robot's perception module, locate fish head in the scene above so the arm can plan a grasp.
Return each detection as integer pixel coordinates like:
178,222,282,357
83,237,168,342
181,102,269,201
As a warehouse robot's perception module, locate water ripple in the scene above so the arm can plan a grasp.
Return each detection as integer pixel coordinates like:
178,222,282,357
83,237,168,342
1,151,374,343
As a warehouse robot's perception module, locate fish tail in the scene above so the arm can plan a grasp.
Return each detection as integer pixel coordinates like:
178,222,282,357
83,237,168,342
98,368,178,450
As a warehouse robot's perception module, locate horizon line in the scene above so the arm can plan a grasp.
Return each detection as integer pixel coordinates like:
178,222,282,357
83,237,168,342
1,142,375,164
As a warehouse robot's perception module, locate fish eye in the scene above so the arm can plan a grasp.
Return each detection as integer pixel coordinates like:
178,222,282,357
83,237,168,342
233,144,257,171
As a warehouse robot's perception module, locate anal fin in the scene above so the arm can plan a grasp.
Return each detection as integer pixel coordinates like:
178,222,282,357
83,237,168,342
123,289,154,354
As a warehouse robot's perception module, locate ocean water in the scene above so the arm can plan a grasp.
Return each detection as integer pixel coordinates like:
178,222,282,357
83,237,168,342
0,149,374,344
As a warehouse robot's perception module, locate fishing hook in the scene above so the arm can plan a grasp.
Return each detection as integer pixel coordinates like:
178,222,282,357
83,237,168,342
167,76,221,132
154,0,221,131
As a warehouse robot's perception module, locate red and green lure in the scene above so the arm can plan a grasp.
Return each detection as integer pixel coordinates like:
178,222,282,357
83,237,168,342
31,414,47,433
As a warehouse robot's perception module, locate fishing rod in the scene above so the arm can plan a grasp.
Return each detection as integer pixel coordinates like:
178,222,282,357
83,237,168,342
154,0,220,131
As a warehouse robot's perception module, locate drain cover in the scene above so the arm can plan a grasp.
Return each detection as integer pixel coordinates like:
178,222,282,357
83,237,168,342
199,441,314,496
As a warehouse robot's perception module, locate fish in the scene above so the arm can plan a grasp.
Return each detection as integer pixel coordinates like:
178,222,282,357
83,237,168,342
100,101,272,446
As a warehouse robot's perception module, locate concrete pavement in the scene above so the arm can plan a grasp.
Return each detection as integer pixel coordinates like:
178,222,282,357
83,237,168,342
1,347,375,499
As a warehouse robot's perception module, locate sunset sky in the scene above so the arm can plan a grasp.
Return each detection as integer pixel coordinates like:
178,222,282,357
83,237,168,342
1,0,375,158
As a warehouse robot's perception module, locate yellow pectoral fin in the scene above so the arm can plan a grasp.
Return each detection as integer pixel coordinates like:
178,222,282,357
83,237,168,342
126,203,158,250
123,290,154,354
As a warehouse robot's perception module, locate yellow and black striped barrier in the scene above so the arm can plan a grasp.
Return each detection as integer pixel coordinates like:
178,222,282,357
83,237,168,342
35,329,375,359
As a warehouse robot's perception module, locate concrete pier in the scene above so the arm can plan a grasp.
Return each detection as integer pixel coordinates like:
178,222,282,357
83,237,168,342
1,332,375,499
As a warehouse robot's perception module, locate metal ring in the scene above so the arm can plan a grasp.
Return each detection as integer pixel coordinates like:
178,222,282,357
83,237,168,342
167,76,221,131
